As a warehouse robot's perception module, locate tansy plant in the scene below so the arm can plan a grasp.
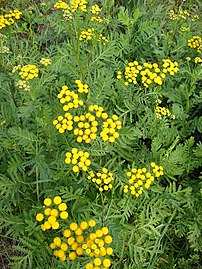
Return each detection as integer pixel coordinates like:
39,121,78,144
0,0,202,269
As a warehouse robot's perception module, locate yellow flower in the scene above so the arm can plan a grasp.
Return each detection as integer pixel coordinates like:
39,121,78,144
44,198,52,206
53,196,62,205
36,213,44,222
104,235,113,244
60,211,68,219
103,258,111,267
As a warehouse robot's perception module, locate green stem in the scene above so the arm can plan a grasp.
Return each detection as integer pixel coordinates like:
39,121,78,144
35,134,39,201
100,192,105,227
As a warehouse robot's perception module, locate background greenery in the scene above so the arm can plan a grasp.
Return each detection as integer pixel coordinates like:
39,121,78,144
0,0,202,268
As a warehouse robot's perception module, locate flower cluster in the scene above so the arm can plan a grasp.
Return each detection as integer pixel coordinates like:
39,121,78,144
65,148,91,172
100,115,122,143
40,57,52,66
54,0,70,10
73,113,98,143
0,119,6,126
91,5,101,15
54,0,87,13
50,220,94,262
36,196,69,231
117,59,179,87
181,26,189,32
53,81,122,144
91,16,103,23
49,219,113,267
88,168,114,192
79,28,95,41
155,106,175,120
123,162,164,197
75,79,89,93
0,10,22,30
194,57,202,65
155,99,175,120
169,9,199,21
53,113,74,133
71,0,87,12
188,36,202,53
97,33,109,45
0,46,10,53
79,28,108,44
16,80,30,91
12,65,21,73
19,64,39,80
57,85,84,112
84,226,113,268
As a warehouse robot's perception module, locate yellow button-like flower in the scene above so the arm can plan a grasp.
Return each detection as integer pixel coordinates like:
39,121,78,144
48,216,56,224
52,221,60,229
50,209,59,217
70,222,78,231
58,202,67,211
44,198,52,206
36,213,44,222
102,227,109,235
104,235,112,244
60,211,68,219
94,257,102,266
63,229,71,238
80,221,88,230
86,263,93,269
53,196,62,205
53,237,61,246
88,219,96,227
103,258,111,267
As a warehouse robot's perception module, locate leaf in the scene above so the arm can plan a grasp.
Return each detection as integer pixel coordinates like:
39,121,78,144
118,7,130,27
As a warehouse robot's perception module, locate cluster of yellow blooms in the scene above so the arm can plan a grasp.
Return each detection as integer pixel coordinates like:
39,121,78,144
50,220,95,261
0,10,22,30
88,168,114,192
79,28,95,41
75,79,89,93
188,36,202,53
40,57,52,66
53,81,122,145
16,80,30,92
123,162,164,197
12,65,21,73
65,148,91,172
169,9,199,21
0,46,10,53
73,113,98,143
54,0,69,10
71,0,87,12
181,26,189,32
79,28,108,44
0,119,6,126
91,4,101,15
155,99,175,120
36,196,69,231
194,57,202,65
48,219,113,267
54,0,87,13
100,115,122,143
117,59,179,87
91,16,103,23
53,113,74,133
97,33,109,45
57,85,85,112
19,64,39,80
54,0,105,24
155,106,175,120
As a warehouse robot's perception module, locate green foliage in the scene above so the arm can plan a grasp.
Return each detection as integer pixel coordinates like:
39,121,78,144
0,0,202,268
